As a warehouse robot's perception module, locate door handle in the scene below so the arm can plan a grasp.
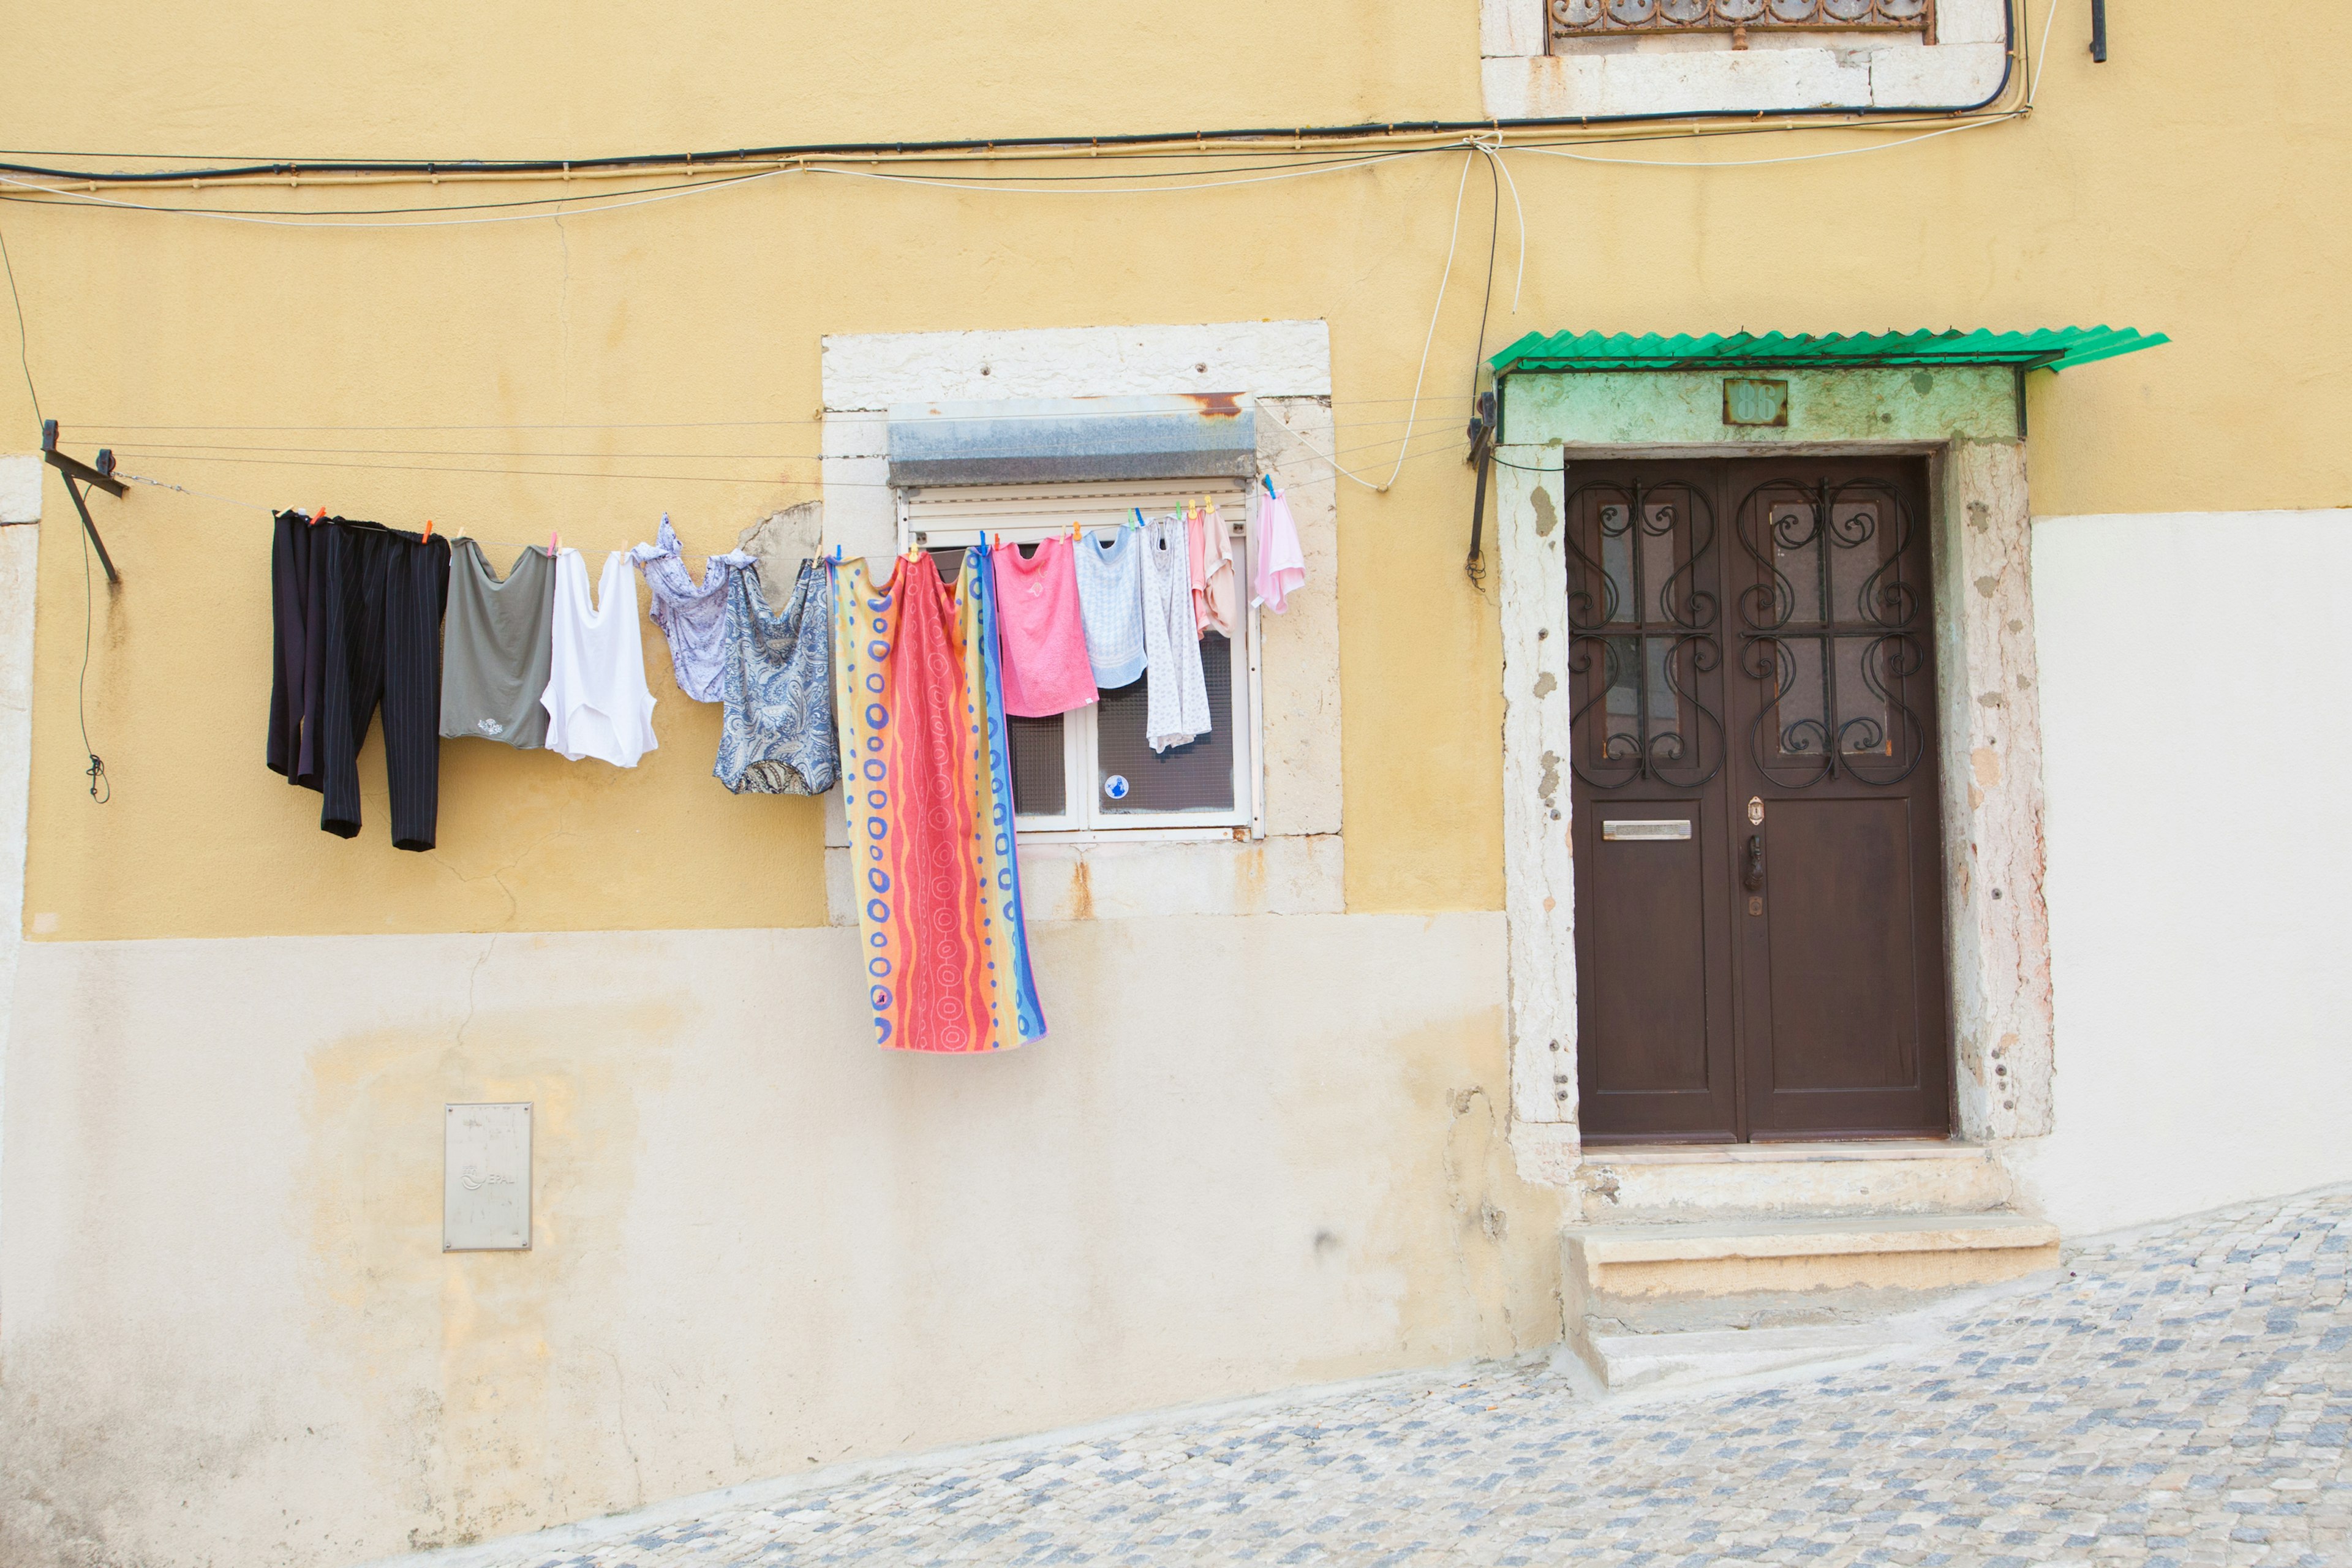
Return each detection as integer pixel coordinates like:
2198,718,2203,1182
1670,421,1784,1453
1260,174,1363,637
1744,834,1765,892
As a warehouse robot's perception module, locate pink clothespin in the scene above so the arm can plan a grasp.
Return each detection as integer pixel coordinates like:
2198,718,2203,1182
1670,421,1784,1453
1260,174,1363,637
547,530,561,558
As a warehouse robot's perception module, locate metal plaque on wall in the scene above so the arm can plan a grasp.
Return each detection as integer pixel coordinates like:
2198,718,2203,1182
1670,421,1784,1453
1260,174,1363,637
444,1102,532,1251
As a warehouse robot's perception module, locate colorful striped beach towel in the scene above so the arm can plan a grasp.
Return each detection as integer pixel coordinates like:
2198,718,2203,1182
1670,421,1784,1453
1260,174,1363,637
829,547,1046,1054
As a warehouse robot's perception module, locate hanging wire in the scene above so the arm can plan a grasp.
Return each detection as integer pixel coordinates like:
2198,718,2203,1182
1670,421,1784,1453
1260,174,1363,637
1,218,108,802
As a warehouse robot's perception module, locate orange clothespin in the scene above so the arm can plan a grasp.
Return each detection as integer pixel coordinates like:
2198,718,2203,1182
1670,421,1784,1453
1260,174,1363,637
421,519,433,541
309,506,326,526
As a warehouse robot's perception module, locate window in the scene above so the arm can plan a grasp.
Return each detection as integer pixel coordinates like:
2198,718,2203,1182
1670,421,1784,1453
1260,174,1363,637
901,479,1261,839
1550,0,1936,47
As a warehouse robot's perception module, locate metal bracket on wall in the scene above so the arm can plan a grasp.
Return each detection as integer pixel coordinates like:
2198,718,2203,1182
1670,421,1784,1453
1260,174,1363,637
2090,0,2106,62
40,419,123,582
1463,388,1497,582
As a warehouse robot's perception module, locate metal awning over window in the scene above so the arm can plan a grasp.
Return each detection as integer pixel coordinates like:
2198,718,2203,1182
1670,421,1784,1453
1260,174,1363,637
886,394,1257,488
1488,327,2168,379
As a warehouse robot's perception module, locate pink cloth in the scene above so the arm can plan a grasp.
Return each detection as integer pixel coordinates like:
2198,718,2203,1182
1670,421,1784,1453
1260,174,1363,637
1252,486,1307,614
989,536,1099,716
1189,502,1239,639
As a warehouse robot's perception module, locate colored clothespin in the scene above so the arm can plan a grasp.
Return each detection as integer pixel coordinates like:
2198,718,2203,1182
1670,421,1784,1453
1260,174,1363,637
309,506,326,526
548,530,561,557
1262,473,1278,499
421,519,433,541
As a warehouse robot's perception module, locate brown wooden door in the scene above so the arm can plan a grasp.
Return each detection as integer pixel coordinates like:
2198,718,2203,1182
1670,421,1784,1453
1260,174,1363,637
1566,458,1950,1142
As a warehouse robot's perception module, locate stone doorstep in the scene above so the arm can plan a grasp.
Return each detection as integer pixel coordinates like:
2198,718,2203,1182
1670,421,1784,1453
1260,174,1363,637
1559,1210,2063,1389
1571,1210,2062,1268
1578,1321,1913,1395
1574,1139,2017,1222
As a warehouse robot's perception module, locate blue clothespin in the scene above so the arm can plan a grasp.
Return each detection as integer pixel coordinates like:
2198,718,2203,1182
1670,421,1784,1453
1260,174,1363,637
1132,507,1145,529
1261,473,1278,500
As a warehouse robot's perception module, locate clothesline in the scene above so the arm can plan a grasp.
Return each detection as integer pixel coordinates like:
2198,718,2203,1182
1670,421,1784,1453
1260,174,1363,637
121,469,1291,573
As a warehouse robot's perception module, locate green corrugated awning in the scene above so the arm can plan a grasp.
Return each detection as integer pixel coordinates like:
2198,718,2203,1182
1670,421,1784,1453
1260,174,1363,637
1488,327,2168,377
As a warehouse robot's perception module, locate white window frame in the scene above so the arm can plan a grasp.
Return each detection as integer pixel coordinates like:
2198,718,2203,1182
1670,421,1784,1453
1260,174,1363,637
898,478,1265,843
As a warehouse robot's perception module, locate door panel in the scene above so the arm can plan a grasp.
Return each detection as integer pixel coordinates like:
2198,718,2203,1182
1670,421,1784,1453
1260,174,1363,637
1726,461,1949,1137
1586,803,1714,1095
1755,796,1918,1092
1568,456,1950,1142
1566,467,1738,1140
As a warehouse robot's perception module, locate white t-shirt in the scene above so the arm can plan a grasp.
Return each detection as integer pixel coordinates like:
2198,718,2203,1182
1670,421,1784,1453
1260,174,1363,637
541,548,660,768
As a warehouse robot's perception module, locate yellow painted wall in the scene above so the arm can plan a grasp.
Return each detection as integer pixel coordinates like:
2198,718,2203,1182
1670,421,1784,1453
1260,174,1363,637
3,4,2348,940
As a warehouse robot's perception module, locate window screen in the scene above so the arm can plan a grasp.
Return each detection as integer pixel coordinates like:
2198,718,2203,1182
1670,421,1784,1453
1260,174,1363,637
1008,715,1067,816
1095,635,1235,813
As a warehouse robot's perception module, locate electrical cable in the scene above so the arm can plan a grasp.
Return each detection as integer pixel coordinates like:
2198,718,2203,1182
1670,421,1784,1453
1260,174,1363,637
0,219,37,425
1468,150,1501,405
0,0,2019,187
1355,151,1477,495
0,219,107,802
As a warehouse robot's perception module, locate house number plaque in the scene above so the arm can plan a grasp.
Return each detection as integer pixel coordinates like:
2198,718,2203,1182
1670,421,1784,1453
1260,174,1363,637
445,1102,532,1251
1722,377,1790,428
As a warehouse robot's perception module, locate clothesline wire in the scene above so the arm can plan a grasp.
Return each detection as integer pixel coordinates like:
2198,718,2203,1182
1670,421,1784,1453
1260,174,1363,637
99,412,1474,458
68,391,1479,433
105,411,1468,484
114,431,1474,554
107,418,1472,489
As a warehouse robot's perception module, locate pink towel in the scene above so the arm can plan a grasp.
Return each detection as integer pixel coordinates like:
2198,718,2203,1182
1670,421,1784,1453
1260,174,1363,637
990,536,1100,717
1253,486,1307,614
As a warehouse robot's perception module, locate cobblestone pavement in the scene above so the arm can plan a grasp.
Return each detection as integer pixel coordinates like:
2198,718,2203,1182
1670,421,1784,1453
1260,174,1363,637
496,1191,2351,1567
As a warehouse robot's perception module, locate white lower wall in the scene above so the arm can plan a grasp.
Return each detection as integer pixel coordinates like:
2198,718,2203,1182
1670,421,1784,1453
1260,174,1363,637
0,913,1558,1568
2012,508,2352,1231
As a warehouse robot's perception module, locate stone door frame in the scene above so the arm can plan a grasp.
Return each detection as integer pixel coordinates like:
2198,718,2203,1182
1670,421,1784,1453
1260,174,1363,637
1490,368,2055,1183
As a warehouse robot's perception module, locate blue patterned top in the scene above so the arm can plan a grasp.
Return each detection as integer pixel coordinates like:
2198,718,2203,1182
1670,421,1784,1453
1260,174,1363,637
1072,526,1147,688
631,517,757,704
714,559,839,796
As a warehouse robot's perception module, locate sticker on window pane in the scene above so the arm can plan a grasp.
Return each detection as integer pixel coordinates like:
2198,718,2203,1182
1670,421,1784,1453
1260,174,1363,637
1095,634,1236,813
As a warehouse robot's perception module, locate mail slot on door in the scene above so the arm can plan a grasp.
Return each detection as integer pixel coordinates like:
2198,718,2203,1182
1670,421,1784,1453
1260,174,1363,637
1601,820,1692,842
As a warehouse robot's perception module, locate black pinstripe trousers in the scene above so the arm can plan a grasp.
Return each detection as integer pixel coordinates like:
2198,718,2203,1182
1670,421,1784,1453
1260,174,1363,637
269,514,450,851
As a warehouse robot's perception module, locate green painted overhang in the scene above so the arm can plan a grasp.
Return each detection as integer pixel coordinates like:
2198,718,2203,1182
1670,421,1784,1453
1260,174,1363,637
1487,327,2168,379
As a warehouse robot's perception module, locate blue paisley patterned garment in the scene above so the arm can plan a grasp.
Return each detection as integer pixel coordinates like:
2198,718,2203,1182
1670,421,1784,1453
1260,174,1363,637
714,559,839,795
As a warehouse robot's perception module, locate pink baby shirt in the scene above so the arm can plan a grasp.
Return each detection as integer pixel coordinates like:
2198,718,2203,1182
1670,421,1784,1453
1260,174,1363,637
1252,484,1307,614
1188,501,1239,639
990,535,1100,717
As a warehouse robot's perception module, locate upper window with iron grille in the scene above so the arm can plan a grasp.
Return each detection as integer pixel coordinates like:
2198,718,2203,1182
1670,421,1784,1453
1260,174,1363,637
1479,0,2002,119
1550,0,1936,49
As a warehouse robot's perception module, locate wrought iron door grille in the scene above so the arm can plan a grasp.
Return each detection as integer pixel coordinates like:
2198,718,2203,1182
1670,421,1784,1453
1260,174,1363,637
1735,478,1926,788
1551,0,1936,45
1564,479,1726,791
